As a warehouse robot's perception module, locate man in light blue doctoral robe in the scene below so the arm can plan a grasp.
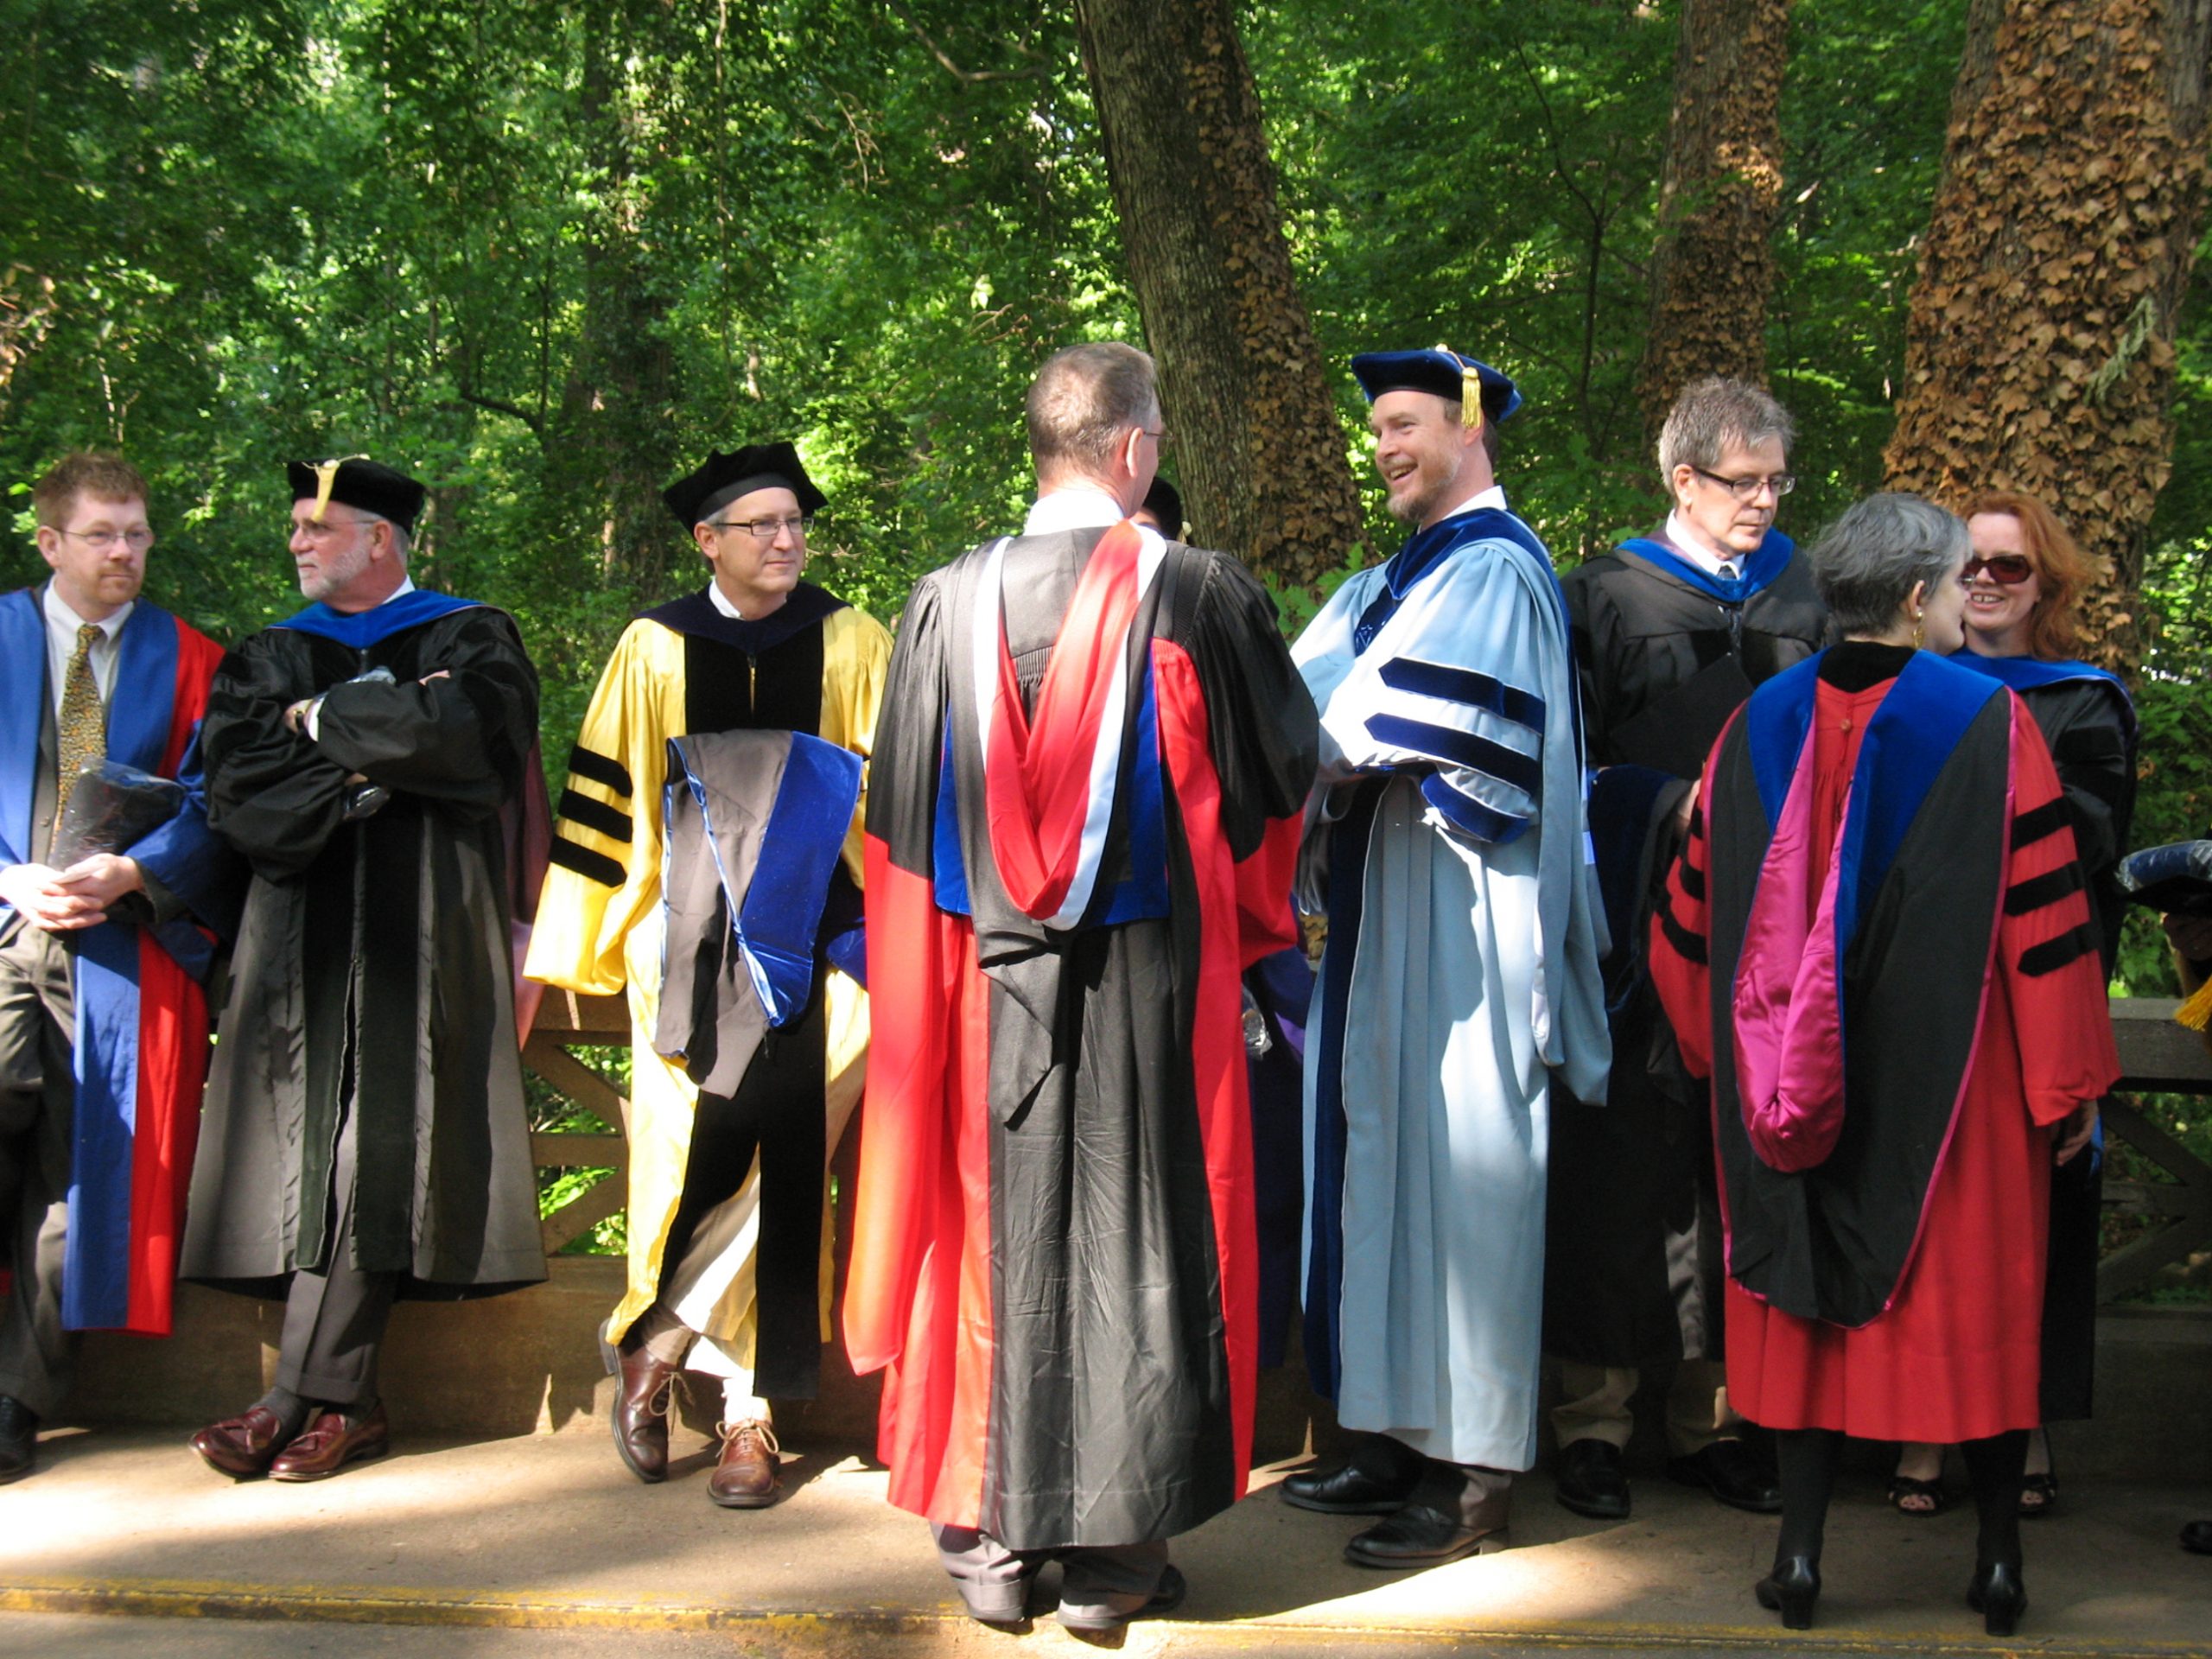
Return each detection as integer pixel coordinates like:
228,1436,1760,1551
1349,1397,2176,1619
1287,348,1610,1567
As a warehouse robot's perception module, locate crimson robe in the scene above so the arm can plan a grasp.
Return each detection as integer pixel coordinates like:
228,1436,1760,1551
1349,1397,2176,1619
1650,644,2120,1440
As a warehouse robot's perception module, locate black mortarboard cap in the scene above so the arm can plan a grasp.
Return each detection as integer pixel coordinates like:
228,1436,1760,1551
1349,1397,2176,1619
287,456,429,534
1140,475,1185,541
1351,346,1522,427
662,442,827,531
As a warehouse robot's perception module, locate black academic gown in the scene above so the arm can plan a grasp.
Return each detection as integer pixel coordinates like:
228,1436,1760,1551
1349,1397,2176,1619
184,599,547,1299
2018,672,2135,1421
1544,537,1829,1369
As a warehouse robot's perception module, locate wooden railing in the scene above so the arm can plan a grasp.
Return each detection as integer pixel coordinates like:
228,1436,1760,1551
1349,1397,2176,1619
521,993,2212,1300
525,989,632,1254
2104,996,2212,1302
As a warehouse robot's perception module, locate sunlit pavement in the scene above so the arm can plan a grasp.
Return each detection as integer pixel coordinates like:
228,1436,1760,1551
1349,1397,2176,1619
2,1426,2208,1656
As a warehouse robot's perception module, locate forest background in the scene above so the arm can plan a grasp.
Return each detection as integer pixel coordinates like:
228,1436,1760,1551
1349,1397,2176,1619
3,0,2207,999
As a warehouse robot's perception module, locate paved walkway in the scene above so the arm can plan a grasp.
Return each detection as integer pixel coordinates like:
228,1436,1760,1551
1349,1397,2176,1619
3,1424,2209,1656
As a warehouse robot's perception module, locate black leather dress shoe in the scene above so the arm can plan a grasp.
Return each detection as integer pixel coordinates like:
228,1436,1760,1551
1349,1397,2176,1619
1344,1499,1504,1567
2183,1519,2212,1555
1281,1435,1425,1515
1668,1439,1783,1514
1554,1438,1630,1520
0,1395,38,1485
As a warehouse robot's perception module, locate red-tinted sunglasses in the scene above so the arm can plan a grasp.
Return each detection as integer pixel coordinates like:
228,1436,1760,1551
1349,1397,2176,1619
1963,555,2034,585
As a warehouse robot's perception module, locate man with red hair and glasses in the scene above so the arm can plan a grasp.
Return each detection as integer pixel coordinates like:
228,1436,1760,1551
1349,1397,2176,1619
0,453,238,1484
844,342,1315,1632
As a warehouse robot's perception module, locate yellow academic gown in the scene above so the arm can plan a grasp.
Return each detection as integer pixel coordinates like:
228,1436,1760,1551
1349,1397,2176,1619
525,582,888,1364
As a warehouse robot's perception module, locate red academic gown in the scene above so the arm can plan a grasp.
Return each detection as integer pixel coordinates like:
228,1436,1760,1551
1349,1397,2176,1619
842,521,1315,1549
1650,645,2120,1443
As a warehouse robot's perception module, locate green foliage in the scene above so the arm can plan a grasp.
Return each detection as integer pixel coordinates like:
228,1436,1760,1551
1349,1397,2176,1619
8,0,2211,1230
1247,0,1675,564
1771,0,1967,531
2,0,1129,652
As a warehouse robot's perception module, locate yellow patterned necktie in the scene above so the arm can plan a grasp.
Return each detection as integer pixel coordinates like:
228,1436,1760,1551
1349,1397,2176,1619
50,622,105,858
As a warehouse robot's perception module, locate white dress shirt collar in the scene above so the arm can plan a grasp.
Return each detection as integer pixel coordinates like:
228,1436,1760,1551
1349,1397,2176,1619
1024,486,1126,537
1662,512,1738,578
1431,483,1508,526
41,582,133,709
707,579,798,623
43,582,132,644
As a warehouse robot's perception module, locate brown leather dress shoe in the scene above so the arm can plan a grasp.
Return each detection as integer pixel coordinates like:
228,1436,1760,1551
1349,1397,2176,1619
191,1406,293,1479
269,1403,390,1482
707,1419,782,1509
613,1344,683,1484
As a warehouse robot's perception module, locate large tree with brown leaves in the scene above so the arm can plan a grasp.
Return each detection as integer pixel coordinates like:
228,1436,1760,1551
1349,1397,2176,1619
1071,0,1365,588
1636,0,1793,444
1884,0,2212,673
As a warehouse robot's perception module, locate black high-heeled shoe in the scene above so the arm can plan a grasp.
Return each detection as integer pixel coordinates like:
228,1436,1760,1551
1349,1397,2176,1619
1755,1554,1821,1630
1967,1560,2027,1637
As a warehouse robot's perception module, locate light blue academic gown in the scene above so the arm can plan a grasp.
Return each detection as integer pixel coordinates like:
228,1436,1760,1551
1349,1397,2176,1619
1294,491,1611,1471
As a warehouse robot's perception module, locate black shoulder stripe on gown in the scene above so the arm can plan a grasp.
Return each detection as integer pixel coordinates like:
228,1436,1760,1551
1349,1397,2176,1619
568,743,632,797
2005,862,2084,915
550,834,624,887
2019,923,2098,978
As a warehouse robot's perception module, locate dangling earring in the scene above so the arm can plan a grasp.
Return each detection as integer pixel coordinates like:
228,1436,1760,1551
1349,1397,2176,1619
1911,609,1925,651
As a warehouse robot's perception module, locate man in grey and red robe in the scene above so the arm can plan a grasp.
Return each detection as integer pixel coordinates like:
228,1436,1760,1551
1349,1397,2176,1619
843,343,1316,1632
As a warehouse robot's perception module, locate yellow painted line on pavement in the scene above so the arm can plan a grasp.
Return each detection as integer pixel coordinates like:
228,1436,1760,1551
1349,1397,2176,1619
1,1576,2206,1656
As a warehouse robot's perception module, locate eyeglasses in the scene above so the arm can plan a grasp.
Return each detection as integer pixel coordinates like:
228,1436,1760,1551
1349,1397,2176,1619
60,527,155,551
1690,465,1796,501
710,514,813,541
1962,554,2035,585
1141,428,1171,449
289,515,376,542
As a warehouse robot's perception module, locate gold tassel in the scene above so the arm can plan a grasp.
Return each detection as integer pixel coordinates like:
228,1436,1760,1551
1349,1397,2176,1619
1440,343,1484,433
2176,975,2212,1032
310,454,369,524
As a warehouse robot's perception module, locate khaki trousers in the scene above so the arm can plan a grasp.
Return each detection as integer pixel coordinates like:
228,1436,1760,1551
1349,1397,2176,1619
1551,1357,1739,1457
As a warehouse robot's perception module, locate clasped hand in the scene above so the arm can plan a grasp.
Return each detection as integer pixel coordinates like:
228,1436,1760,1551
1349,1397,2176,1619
2055,1099,2099,1166
0,853,144,931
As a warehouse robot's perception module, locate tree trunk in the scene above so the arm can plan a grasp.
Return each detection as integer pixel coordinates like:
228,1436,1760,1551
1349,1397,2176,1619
1883,0,2212,674
1071,0,1365,589
1637,0,1792,444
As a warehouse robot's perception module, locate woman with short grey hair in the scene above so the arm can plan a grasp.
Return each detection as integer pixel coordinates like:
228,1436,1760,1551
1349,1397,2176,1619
1648,491,2117,1636
1805,492,1972,646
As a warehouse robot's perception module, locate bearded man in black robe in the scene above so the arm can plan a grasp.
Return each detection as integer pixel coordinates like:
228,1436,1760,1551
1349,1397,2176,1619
1542,378,1827,1521
184,457,546,1482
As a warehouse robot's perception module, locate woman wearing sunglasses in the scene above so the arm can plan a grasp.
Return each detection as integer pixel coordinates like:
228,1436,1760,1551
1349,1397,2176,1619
1887,492,2138,1523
